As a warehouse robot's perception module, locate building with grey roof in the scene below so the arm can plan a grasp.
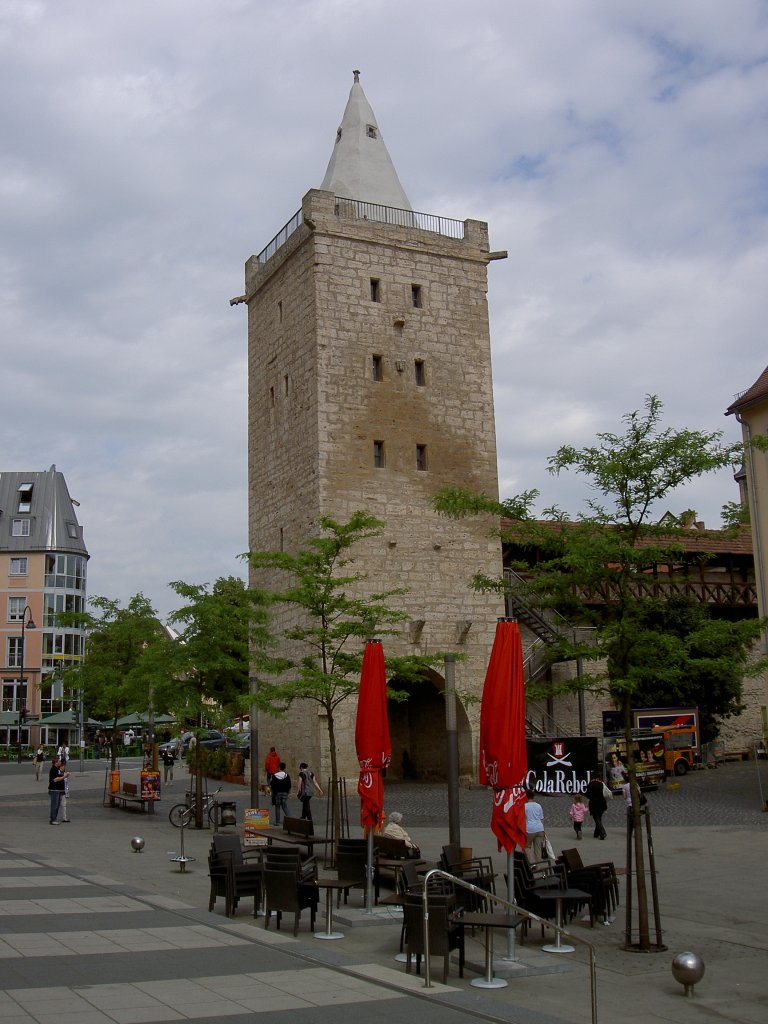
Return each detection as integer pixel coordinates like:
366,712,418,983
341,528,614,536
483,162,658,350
0,465,88,751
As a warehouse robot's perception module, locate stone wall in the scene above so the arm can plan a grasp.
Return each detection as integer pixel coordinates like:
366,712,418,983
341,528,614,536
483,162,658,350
246,190,505,779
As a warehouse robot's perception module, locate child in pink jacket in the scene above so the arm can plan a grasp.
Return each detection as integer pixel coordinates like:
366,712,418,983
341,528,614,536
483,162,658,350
569,794,587,840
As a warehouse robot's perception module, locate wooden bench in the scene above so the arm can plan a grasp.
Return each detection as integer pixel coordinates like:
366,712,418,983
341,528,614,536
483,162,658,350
113,781,155,813
282,816,312,838
261,816,332,859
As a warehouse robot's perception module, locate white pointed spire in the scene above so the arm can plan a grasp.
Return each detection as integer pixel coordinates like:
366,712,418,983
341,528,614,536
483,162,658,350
320,70,412,211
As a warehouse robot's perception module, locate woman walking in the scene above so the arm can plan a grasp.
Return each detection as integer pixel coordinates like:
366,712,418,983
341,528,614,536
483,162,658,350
34,746,45,781
297,762,323,823
586,773,609,839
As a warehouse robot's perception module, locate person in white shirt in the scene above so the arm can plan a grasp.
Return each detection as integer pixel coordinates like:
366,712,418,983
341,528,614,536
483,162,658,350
524,788,547,862
383,811,421,858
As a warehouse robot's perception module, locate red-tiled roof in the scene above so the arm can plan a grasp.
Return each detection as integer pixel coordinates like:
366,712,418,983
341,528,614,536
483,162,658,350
501,519,753,555
726,365,768,415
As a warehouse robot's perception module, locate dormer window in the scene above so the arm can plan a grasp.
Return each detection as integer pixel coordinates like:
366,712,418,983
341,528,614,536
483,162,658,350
17,483,33,513
366,124,377,139
12,519,30,537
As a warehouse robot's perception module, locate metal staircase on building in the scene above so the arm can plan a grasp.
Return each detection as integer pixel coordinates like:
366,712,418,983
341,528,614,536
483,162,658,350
504,569,598,738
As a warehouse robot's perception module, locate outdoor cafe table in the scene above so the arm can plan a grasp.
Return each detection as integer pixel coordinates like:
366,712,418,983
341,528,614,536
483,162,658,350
455,910,525,989
536,887,591,954
259,829,334,861
314,878,360,940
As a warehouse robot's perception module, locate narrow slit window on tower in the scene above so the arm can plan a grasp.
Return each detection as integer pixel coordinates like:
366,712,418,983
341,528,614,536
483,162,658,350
373,440,385,468
414,359,426,386
278,300,283,322
372,355,383,381
370,278,381,303
416,444,428,471
284,374,289,396
411,284,422,308
270,386,275,407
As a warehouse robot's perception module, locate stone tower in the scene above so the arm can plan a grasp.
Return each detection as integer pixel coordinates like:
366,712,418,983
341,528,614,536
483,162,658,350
244,72,506,780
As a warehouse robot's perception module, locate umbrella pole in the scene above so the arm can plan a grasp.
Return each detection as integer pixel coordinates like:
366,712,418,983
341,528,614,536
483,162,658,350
502,849,518,961
365,827,375,914
444,654,461,848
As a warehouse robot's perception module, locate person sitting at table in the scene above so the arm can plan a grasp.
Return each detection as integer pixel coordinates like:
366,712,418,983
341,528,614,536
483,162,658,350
383,811,421,858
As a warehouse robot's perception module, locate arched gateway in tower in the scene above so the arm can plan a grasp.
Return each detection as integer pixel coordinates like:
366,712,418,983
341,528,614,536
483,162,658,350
244,72,506,781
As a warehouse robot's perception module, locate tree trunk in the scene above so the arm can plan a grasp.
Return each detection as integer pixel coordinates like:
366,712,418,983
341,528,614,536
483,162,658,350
623,696,651,949
327,709,341,843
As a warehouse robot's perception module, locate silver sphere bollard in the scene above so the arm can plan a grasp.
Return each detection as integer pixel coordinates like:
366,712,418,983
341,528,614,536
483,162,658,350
671,951,705,996
130,836,145,853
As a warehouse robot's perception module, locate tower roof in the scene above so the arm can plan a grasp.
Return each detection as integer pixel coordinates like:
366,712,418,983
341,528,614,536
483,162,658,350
320,70,412,211
0,465,87,556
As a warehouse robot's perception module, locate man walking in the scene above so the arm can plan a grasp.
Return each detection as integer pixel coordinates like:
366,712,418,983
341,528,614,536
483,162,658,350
270,762,291,825
160,745,176,784
48,757,68,824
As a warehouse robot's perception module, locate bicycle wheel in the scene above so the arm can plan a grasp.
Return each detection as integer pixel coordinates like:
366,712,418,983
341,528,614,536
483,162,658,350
208,802,221,828
168,804,190,828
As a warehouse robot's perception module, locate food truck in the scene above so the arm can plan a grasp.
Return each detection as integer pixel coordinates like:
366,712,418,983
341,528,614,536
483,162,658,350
633,707,700,776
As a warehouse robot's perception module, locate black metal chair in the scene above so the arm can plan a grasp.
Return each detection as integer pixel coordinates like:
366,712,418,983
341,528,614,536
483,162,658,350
262,865,318,935
208,842,261,918
511,855,561,940
335,837,374,905
207,850,232,916
439,844,496,911
558,847,619,922
263,844,317,882
402,891,464,983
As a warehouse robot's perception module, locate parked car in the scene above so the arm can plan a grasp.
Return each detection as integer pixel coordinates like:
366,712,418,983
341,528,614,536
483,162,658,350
228,731,251,759
158,730,228,756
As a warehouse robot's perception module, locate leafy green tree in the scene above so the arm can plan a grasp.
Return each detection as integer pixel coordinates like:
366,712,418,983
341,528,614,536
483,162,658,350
60,594,174,770
246,511,443,838
435,396,765,950
167,576,277,824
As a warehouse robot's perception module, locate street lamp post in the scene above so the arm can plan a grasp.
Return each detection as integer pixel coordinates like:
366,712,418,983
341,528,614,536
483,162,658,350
17,606,36,764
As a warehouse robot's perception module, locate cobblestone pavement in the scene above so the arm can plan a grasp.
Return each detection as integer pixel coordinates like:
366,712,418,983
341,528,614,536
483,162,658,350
1,758,767,1024
384,760,768,828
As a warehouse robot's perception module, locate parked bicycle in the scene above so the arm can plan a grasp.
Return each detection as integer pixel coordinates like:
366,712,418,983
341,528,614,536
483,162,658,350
168,786,224,828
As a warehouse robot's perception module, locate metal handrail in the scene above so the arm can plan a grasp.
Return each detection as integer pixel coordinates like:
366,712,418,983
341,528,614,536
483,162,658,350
418,867,597,1024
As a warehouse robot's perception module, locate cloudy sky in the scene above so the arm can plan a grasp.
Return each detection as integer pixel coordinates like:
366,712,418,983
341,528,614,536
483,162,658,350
2,0,766,619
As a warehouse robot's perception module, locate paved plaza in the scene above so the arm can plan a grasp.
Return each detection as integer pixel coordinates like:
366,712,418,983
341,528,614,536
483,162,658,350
0,758,766,1023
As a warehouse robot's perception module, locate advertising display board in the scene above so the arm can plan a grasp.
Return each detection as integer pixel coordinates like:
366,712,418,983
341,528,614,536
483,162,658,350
243,807,270,847
525,737,599,795
140,769,161,801
603,733,665,791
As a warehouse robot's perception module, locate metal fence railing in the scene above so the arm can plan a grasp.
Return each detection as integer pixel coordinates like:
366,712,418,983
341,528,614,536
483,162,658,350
334,197,464,239
256,198,466,267
256,208,303,264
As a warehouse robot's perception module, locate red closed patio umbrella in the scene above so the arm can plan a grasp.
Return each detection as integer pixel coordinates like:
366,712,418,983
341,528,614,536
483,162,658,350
479,618,528,853
355,638,391,910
